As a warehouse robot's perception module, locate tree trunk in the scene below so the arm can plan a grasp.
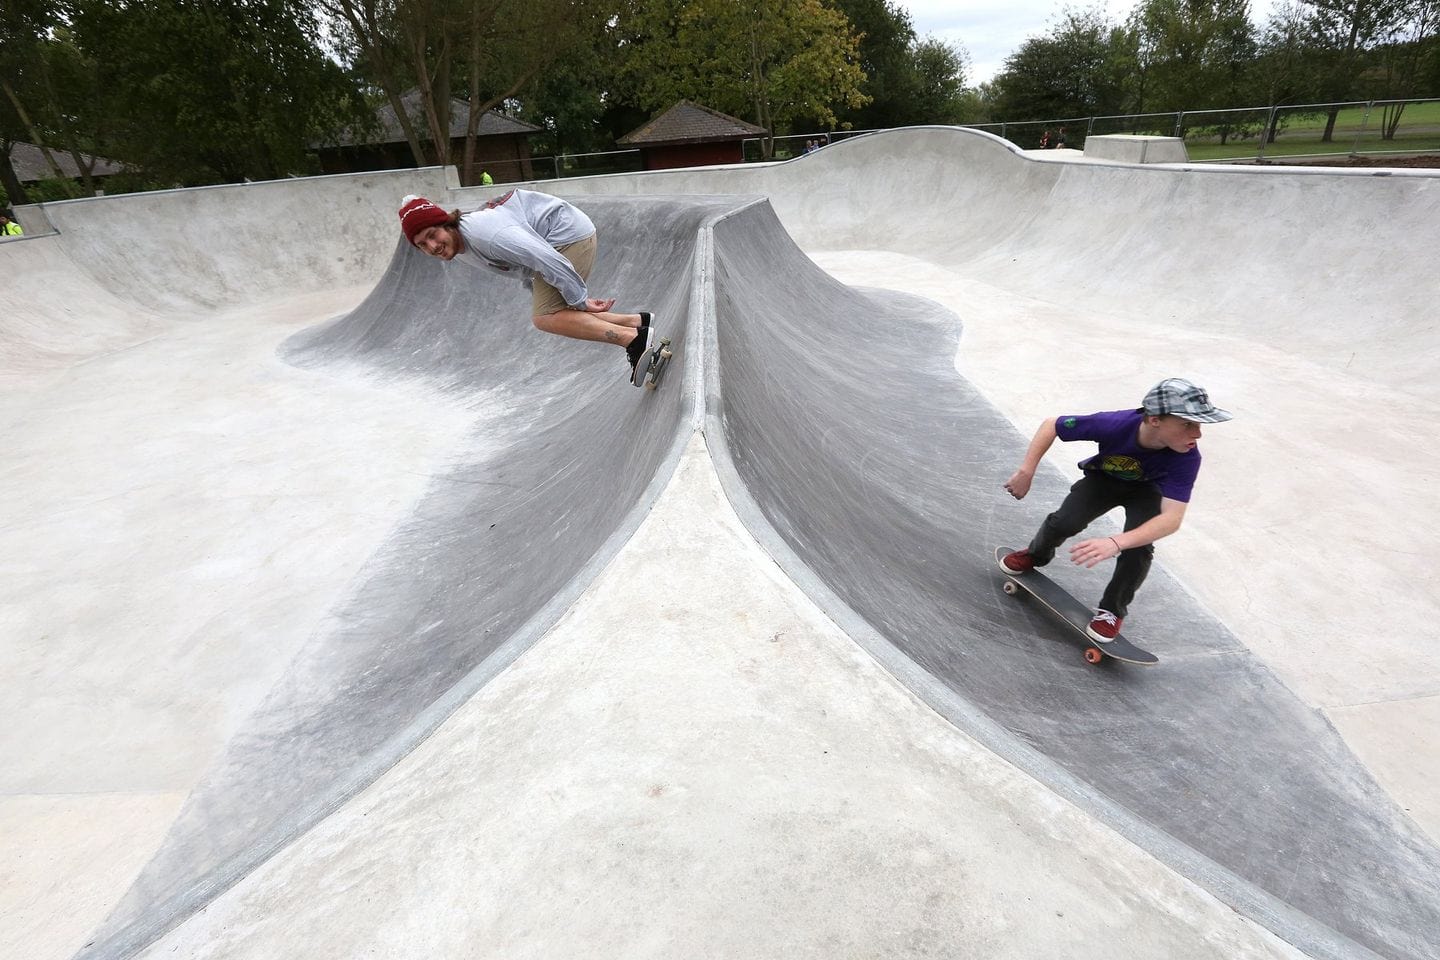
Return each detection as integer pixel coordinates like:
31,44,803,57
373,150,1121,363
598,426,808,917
1322,106,1340,142
326,0,430,165
1383,102,1405,139
0,146,29,206
0,79,70,183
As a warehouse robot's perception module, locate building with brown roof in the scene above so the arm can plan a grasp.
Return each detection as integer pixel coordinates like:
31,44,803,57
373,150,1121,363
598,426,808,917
9,141,124,185
618,101,768,170
316,89,544,185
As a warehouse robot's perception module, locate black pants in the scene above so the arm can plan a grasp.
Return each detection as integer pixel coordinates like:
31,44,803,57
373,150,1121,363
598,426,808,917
1027,472,1162,618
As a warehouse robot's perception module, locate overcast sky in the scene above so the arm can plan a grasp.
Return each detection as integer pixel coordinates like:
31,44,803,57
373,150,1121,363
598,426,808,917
897,0,1284,85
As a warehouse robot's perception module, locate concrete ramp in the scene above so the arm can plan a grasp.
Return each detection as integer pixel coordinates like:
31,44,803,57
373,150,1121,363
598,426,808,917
703,198,1440,960
6,127,1439,960
73,195,745,958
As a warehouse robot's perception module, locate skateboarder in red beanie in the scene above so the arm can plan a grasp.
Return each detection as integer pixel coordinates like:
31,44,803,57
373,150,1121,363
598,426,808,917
998,378,1233,642
398,191,659,385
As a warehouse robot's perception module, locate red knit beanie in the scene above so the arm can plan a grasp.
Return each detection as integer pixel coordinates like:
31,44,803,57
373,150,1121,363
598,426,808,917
398,195,451,245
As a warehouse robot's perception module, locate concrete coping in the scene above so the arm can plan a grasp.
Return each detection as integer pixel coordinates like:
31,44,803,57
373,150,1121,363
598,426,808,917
1084,134,1190,164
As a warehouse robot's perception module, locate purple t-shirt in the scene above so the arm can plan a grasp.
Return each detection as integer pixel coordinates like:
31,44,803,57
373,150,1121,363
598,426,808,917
1055,409,1201,502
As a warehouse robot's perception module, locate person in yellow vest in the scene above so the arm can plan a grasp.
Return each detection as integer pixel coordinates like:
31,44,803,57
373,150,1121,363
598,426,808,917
0,212,22,237
480,170,494,185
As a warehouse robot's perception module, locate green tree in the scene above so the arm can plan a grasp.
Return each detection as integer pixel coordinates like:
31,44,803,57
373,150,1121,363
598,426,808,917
828,0,918,127
1254,1,1322,141
617,0,869,156
1128,0,1256,112
69,0,368,186
1,0,84,202
319,0,609,183
1301,0,1413,139
1366,0,1440,136
910,37,972,124
991,7,1136,121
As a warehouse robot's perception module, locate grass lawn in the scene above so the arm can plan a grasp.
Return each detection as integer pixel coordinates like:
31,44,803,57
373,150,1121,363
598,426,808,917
1179,100,1440,160
1187,137,1440,161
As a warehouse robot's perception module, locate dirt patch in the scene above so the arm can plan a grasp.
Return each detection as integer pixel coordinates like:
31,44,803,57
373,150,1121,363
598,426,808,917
1259,154,1440,169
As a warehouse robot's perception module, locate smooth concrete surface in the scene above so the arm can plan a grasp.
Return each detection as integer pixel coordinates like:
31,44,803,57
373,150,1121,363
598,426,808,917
3,127,1438,960
131,436,1308,960
1084,134,1191,163
704,200,1438,959
69,195,741,960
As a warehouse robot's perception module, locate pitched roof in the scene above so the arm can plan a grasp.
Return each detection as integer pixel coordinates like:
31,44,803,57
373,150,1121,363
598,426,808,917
617,100,768,147
329,89,542,147
8,141,124,182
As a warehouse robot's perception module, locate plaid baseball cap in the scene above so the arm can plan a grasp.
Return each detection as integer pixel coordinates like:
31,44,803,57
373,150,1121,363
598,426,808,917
1141,378,1233,423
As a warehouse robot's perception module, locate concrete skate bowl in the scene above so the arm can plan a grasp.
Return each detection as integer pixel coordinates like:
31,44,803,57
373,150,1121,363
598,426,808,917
9,126,1437,960
520,124,1440,396
701,198,1440,960
36,193,743,960
2,169,448,383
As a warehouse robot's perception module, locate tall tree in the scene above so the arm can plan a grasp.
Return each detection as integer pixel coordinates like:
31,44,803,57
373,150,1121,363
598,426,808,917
69,0,368,186
827,0,918,128
991,7,1136,121
0,0,80,201
909,37,972,124
1254,1,1321,141
1367,0,1440,136
617,0,869,156
1128,0,1256,112
1301,0,1412,138
319,0,609,183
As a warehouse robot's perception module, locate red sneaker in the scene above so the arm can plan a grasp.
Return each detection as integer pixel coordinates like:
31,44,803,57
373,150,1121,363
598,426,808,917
998,549,1035,574
1086,609,1123,643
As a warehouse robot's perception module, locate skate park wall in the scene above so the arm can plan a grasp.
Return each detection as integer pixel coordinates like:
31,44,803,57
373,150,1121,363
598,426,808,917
700,197,1440,960
58,193,743,960
488,125,1438,398
8,127,1438,960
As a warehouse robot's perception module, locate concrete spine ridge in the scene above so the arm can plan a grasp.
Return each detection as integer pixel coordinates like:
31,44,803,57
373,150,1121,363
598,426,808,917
71,195,739,960
7,128,1440,960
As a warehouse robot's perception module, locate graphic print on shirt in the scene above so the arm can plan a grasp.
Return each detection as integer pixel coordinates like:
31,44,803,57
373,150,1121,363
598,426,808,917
1098,455,1144,481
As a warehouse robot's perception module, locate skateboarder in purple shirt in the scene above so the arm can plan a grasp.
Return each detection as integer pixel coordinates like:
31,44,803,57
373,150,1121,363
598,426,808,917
998,378,1233,643
398,191,659,385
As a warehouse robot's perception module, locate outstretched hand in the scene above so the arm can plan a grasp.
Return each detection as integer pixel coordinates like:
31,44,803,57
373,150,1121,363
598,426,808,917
584,298,616,313
1070,536,1121,568
1002,469,1033,500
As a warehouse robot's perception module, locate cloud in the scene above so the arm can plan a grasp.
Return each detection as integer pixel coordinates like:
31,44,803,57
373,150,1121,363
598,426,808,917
898,0,1286,84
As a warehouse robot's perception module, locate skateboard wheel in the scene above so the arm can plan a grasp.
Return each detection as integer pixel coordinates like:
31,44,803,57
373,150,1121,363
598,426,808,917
1002,581,1019,596
1084,647,1104,665
660,349,672,360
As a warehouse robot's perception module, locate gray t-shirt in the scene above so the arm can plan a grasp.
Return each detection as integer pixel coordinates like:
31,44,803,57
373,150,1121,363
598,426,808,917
454,190,596,308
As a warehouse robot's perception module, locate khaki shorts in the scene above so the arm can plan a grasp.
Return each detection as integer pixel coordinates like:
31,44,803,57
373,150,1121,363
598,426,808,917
531,233,597,317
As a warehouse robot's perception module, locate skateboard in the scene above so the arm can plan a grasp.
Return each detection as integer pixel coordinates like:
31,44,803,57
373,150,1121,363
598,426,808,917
994,546,1159,666
639,336,673,391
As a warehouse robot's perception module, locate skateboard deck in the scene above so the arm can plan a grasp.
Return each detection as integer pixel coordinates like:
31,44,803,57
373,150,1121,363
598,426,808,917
641,336,673,391
995,546,1159,665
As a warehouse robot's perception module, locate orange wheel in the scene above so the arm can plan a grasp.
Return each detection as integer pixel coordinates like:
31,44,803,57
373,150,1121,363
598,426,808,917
1084,647,1104,665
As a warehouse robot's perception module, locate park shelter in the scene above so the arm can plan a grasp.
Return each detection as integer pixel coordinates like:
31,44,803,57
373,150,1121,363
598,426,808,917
618,101,768,170
316,89,542,185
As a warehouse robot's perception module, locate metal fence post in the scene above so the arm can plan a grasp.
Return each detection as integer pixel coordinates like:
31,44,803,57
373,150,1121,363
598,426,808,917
1257,106,1276,161
1352,101,1374,156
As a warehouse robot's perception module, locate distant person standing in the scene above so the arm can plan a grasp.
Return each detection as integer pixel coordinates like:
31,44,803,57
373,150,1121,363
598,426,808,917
1054,127,1068,149
398,191,659,385
1039,130,1052,149
480,170,494,185
0,212,22,237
